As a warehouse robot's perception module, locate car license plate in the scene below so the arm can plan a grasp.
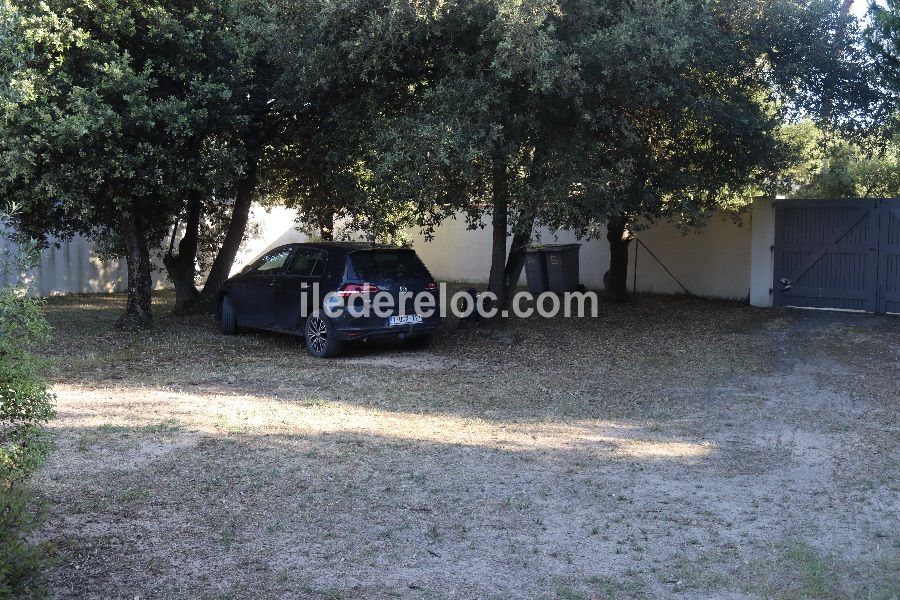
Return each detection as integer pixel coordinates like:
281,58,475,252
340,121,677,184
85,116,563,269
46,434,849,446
388,315,423,326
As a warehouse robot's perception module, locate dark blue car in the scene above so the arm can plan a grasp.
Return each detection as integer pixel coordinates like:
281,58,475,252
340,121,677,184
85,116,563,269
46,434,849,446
217,242,440,357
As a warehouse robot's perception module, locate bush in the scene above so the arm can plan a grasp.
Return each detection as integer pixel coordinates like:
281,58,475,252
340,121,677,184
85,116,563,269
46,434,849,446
0,208,55,597
0,485,46,599
0,288,54,480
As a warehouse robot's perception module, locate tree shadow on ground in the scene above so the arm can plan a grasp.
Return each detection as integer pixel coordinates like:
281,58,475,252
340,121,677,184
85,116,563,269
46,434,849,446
40,291,809,423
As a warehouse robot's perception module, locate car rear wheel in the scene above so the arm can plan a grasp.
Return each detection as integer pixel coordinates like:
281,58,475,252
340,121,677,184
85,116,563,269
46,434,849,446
220,295,238,335
305,314,343,358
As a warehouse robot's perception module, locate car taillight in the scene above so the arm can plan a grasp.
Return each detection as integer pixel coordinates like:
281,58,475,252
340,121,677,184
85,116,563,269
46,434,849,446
426,281,438,291
338,283,380,297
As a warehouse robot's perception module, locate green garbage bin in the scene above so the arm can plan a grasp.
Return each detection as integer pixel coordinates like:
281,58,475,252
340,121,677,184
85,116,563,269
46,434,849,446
543,244,581,293
525,246,549,294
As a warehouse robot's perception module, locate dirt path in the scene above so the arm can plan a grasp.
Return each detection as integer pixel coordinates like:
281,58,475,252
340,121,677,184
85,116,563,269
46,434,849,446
33,295,900,599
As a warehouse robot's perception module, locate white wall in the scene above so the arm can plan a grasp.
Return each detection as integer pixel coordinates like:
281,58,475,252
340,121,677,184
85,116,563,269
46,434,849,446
3,200,777,303
221,205,770,301
408,211,756,300
231,206,311,274
748,198,775,307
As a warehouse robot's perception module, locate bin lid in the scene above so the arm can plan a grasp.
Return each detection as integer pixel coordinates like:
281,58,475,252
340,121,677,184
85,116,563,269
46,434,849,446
535,243,581,251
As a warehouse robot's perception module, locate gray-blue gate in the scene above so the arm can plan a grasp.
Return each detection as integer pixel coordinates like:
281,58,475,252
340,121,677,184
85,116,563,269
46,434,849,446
879,199,900,314
773,199,900,313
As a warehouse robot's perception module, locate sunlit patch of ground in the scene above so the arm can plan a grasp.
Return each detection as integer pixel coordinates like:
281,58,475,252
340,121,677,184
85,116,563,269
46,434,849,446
34,291,900,599
50,384,714,460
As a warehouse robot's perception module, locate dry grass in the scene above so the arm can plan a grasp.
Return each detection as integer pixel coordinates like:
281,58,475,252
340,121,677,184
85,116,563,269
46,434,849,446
32,291,900,599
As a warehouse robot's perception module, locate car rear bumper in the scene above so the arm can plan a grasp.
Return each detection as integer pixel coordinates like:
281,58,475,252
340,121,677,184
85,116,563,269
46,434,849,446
333,322,439,342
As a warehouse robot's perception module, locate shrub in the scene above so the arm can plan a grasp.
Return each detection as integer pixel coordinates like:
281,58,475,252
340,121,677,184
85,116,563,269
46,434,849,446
0,485,46,599
0,208,55,597
0,288,54,481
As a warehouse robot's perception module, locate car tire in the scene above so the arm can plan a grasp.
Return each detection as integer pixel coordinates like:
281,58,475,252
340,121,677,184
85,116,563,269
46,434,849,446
305,313,343,358
405,333,434,350
220,295,239,335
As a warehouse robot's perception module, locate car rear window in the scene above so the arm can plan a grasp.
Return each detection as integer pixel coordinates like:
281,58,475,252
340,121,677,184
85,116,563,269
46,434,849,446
349,250,428,280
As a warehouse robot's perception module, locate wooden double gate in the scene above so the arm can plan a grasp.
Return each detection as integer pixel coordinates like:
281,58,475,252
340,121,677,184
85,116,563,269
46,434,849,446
774,199,900,314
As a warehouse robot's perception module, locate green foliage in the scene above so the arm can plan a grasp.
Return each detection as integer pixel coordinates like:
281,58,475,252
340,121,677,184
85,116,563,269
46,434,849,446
259,0,442,242
265,0,882,251
543,0,789,233
1,0,232,236
0,287,53,480
3,0,882,300
323,0,877,248
0,209,54,483
0,207,55,598
868,0,900,104
800,142,900,198
0,484,47,598
780,121,900,198
762,0,879,132
0,0,268,323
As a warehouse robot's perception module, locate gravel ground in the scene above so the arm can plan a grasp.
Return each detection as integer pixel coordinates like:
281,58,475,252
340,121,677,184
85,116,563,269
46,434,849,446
32,291,900,599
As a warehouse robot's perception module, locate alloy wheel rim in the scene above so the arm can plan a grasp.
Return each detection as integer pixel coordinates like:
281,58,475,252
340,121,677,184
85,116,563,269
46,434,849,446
307,317,327,353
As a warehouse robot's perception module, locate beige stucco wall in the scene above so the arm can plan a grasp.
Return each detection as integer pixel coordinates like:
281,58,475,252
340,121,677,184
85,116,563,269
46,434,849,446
229,205,766,301
4,200,776,303
241,201,777,302
408,211,756,300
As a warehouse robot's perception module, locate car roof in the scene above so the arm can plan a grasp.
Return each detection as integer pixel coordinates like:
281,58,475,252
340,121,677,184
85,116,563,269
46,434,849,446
276,241,409,255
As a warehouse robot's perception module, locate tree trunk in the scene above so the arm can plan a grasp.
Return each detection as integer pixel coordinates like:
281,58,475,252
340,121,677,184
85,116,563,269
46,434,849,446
501,222,533,308
487,157,509,307
319,212,334,241
200,156,259,304
499,146,543,308
163,191,202,313
605,215,632,303
116,207,154,330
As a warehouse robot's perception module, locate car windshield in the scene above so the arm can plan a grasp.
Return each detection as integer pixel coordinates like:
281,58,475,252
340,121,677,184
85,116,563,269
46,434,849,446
350,250,427,279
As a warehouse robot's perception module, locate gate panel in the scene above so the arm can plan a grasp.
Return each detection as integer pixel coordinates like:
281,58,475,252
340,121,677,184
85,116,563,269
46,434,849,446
879,199,900,314
774,199,879,311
